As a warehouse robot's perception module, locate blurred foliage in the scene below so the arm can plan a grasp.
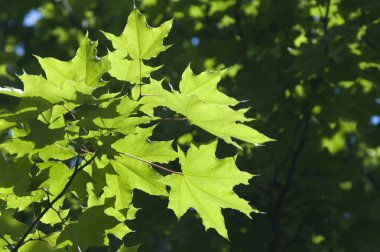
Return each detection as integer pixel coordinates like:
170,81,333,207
0,0,379,251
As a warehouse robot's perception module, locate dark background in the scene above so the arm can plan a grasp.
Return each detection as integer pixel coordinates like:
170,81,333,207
1,0,380,251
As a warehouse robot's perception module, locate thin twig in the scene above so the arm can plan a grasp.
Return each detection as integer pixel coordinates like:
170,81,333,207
63,104,77,120
2,236,14,249
138,58,143,100
11,153,98,251
323,0,331,33
23,231,61,247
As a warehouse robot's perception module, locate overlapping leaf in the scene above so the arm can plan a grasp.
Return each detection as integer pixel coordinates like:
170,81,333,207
0,7,268,250
36,34,110,88
57,205,129,251
141,77,272,147
102,8,171,84
161,141,255,239
104,126,177,210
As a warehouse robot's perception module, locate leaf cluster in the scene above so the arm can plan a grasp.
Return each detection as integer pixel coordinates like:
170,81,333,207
0,8,270,251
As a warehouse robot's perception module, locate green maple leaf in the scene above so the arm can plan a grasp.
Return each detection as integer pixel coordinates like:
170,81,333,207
76,96,151,134
141,78,272,147
0,7,273,249
0,35,109,106
39,104,76,126
102,8,172,60
17,232,65,252
0,138,34,158
119,245,141,252
36,34,110,88
111,125,177,163
161,141,255,239
40,208,70,225
0,156,32,196
0,119,15,131
1,189,44,211
38,161,73,197
104,126,177,209
57,205,127,251
0,35,110,132
107,50,161,84
38,140,77,161
0,205,27,238
105,157,168,210
180,65,238,106
22,119,66,149
0,74,76,104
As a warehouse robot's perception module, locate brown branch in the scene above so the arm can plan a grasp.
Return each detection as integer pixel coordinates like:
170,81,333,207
11,153,98,251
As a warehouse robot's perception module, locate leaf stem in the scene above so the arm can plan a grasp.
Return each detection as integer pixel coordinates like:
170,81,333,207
138,58,142,100
11,153,98,251
121,152,182,175
63,104,77,120
156,117,187,122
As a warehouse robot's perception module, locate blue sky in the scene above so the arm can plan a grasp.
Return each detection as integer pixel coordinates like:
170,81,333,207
22,8,43,27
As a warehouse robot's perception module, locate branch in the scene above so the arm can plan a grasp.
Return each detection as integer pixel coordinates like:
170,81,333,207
323,0,331,33
2,236,13,250
273,121,309,214
269,77,321,252
11,153,98,251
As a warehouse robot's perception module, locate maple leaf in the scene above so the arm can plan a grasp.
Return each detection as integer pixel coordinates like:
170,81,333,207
180,65,238,106
161,141,255,239
0,7,271,250
105,158,168,210
36,34,110,88
141,78,272,147
104,126,177,209
111,125,177,163
107,50,161,84
57,205,129,251
102,8,172,60
0,35,110,128
102,8,171,85
0,156,32,196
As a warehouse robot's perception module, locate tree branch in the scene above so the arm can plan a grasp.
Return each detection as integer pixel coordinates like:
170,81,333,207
2,236,13,250
11,153,98,251
323,0,331,33
269,77,320,252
